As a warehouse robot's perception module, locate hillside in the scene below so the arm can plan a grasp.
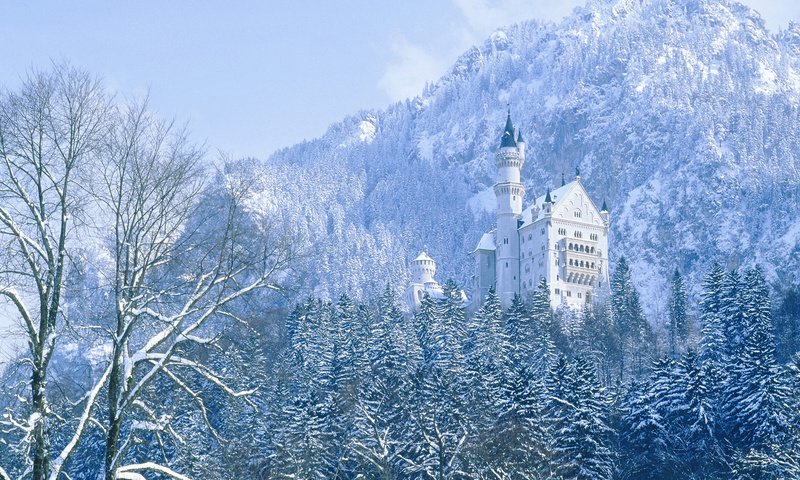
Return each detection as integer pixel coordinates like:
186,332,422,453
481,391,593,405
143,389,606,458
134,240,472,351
241,0,800,317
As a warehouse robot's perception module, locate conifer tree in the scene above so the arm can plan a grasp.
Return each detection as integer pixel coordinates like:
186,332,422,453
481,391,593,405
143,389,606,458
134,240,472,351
611,256,653,380
530,279,557,376
504,294,531,365
349,286,414,480
546,356,615,479
724,267,791,451
668,269,688,357
617,380,669,479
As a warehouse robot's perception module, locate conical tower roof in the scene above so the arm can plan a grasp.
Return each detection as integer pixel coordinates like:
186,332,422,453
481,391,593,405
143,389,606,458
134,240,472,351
500,111,516,148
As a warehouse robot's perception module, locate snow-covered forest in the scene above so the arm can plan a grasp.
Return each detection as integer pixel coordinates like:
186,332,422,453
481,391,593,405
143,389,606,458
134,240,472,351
2,0,800,478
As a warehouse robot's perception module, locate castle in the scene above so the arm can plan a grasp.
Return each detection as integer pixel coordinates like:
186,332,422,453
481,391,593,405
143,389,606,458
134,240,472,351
405,112,610,312
473,112,610,309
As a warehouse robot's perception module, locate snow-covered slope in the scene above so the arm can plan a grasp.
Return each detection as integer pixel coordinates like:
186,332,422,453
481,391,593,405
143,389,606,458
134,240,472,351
244,0,800,318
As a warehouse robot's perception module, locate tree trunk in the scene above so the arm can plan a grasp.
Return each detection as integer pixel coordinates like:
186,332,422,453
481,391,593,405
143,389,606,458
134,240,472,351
31,365,50,480
105,357,123,480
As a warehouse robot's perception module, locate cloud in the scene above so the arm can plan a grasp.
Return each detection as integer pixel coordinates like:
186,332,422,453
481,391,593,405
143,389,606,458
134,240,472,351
378,0,583,101
379,37,449,102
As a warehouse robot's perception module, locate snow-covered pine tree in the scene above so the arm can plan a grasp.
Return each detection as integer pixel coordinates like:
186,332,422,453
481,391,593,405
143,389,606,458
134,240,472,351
530,279,557,377
668,269,688,357
349,286,415,480
611,256,654,380
617,380,669,479
724,267,791,452
504,294,531,365
720,269,744,362
661,350,720,476
546,356,615,480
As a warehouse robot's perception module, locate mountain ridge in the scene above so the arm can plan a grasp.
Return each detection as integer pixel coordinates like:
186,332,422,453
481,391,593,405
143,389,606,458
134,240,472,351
244,0,800,318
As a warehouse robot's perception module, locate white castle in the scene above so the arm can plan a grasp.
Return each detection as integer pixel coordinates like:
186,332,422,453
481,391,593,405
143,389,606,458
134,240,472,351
473,112,611,309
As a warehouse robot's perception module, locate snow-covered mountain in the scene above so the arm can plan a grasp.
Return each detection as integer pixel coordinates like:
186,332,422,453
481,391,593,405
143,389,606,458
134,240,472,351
243,0,800,318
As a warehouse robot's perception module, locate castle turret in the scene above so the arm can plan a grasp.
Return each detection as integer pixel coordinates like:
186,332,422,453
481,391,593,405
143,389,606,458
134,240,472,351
406,250,444,311
600,198,609,225
494,111,525,307
411,250,436,284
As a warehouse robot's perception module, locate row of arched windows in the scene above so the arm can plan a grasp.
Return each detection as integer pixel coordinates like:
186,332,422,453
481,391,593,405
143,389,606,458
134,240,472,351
568,243,595,254
569,259,596,269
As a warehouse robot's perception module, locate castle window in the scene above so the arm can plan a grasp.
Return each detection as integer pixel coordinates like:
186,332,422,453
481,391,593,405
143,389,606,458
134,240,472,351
503,237,509,245
558,228,566,235
555,288,560,294
569,259,573,266
540,228,545,235
554,243,558,249
580,245,585,252
505,262,508,268
568,243,573,250
578,292,582,298
566,291,572,297
528,234,532,240
591,247,595,253
574,210,582,218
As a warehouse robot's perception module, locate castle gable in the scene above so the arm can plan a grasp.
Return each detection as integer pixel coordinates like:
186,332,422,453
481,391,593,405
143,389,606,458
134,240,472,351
550,181,605,227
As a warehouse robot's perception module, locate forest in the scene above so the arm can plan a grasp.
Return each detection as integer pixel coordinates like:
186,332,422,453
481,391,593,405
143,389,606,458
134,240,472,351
1,54,800,480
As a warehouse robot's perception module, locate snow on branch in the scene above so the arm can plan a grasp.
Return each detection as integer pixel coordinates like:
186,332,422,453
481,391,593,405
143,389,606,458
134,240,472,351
116,462,191,480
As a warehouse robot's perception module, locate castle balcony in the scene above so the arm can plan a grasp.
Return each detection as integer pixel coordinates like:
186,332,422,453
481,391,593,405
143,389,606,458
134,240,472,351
564,268,598,286
493,182,525,197
565,255,599,271
495,149,523,168
565,240,599,255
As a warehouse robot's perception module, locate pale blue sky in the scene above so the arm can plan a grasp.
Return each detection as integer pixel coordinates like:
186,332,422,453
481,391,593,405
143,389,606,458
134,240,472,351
0,0,799,358
1,1,797,158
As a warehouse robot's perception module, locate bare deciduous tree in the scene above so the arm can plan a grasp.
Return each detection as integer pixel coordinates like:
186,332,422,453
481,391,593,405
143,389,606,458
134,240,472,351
49,99,297,479
0,64,110,480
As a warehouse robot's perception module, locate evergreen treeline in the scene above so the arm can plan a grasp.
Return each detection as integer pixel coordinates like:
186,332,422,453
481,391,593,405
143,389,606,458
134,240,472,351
243,260,800,479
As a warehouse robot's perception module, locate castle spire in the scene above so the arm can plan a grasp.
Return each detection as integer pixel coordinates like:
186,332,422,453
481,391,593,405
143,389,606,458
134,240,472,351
561,172,565,186
500,110,516,148
545,188,552,204
601,198,608,212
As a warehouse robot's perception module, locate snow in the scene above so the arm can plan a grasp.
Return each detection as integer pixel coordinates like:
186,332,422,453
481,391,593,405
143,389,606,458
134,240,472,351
755,62,778,95
86,343,113,366
466,187,496,217
358,119,376,143
475,232,496,251
417,132,435,162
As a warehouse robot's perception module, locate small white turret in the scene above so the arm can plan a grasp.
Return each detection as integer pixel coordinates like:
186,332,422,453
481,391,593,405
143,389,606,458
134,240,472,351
411,250,436,284
406,250,445,311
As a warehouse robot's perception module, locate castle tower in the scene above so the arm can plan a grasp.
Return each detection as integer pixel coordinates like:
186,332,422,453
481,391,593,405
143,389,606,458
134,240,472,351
405,250,444,310
494,112,525,307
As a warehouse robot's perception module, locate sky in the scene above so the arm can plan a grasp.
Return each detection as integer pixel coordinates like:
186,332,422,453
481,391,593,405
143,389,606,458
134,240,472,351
0,1,798,159
0,0,799,358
